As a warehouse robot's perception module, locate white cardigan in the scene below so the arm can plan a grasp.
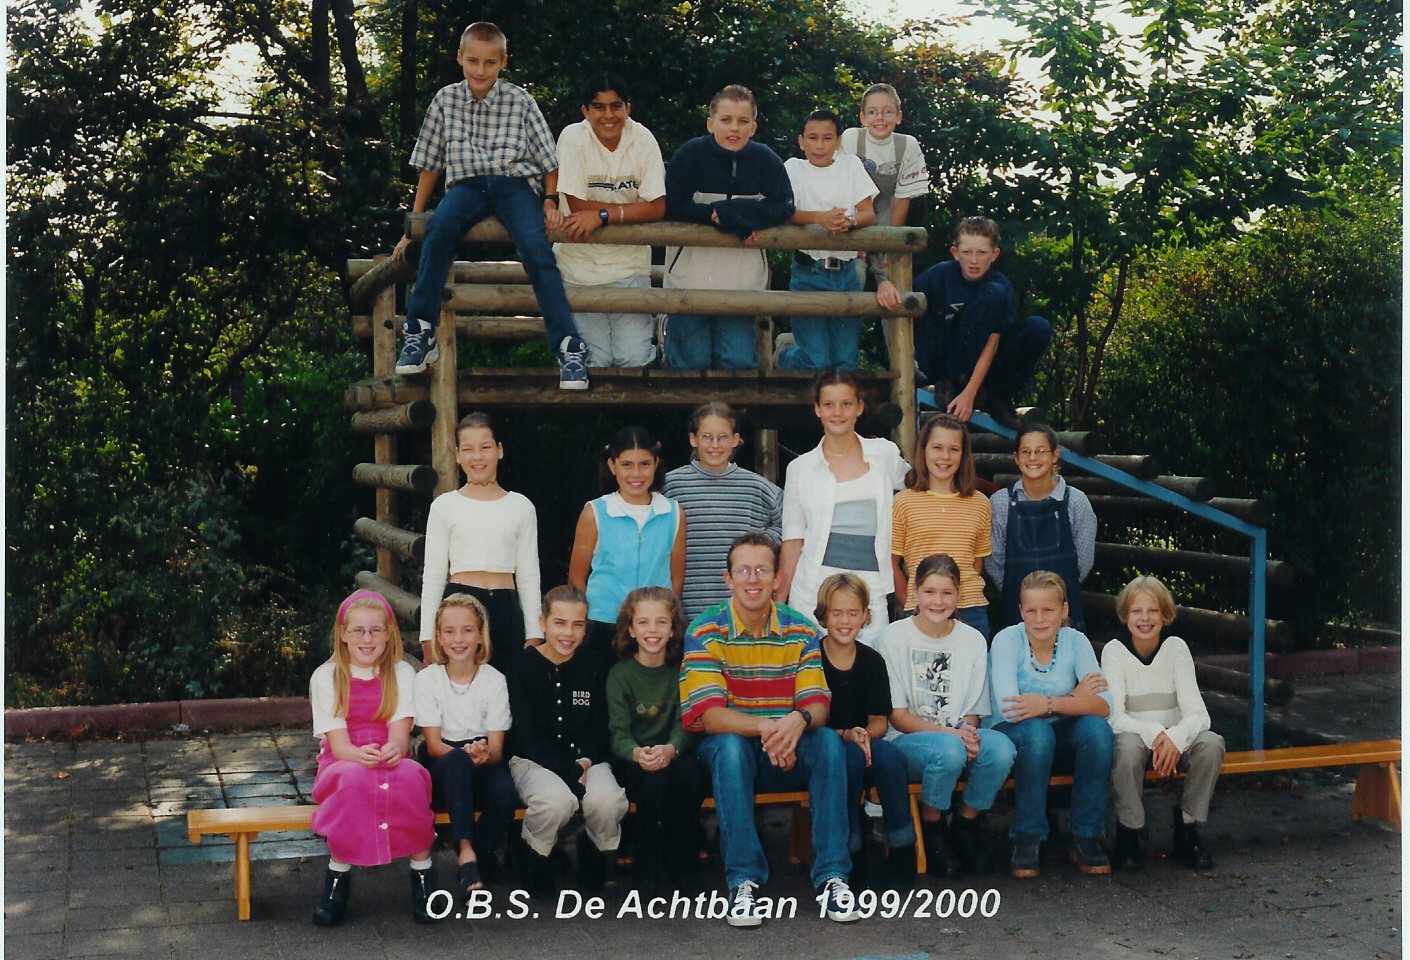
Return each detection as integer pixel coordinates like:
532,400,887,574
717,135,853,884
782,434,909,603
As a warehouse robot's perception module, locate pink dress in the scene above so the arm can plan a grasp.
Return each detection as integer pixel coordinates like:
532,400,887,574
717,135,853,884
310,675,435,865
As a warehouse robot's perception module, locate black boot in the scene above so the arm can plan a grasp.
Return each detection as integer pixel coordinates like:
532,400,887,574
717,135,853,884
311,867,351,927
1173,807,1214,869
1113,825,1143,871
948,813,993,875
576,831,608,893
409,864,440,924
921,817,962,879
526,846,557,901
1009,833,1041,879
885,843,917,891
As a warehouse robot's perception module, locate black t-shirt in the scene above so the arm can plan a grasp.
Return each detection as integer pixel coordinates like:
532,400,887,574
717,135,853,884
820,641,893,731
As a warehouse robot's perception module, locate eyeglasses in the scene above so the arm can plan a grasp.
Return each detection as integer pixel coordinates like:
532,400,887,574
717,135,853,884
1017,447,1053,459
730,566,775,580
864,107,898,119
345,626,388,639
695,433,735,444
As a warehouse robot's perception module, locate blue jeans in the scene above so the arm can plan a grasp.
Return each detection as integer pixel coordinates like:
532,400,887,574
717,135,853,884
664,314,759,369
994,715,1113,839
406,176,580,350
841,737,915,851
696,729,851,888
955,604,991,640
777,260,862,371
893,729,1015,813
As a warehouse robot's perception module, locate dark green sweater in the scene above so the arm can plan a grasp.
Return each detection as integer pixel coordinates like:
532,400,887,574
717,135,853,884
606,657,692,762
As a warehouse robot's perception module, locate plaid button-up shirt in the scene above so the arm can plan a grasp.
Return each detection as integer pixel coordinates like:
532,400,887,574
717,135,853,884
408,80,557,187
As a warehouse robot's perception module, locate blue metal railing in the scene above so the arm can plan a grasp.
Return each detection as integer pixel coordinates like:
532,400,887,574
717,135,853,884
918,390,1269,748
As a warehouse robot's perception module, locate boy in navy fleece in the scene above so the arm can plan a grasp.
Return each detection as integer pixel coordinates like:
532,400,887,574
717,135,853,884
914,217,1051,428
663,85,794,370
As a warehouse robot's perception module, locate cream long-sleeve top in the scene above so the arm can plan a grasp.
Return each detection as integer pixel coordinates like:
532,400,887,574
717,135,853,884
1100,636,1212,752
418,489,542,648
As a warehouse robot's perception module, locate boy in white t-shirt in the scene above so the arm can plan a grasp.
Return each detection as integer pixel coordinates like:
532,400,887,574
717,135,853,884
773,109,878,371
839,83,930,313
555,73,667,368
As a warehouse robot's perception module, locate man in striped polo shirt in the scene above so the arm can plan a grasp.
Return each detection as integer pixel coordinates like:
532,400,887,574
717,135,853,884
680,533,860,926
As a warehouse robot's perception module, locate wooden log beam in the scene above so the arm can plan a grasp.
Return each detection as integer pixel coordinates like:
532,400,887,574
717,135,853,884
350,400,437,433
1084,454,1162,480
371,281,399,585
970,430,1106,457
1193,661,1295,707
348,259,667,287
354,315,549,340
353,517,425,563
353,571,420,627
343,376,430,413
352,463,439,494
1092,542,1296,588
1083,591,1293,649
989,472,1214,502
447,284,925,318
1084,494,1268,526
348,254,416,312
406,215,928,254
888,252,917,458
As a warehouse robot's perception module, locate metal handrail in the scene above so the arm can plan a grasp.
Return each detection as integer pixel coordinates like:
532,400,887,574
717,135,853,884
919,389,1269,749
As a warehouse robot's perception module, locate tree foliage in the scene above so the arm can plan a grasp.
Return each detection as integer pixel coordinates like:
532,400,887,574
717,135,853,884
1094,196,1401,630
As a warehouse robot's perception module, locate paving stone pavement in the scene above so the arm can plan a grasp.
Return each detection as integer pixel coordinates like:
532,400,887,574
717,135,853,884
4,674,1400,959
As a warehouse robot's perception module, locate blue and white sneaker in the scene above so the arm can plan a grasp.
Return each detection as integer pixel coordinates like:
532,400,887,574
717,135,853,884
557,336,589,391
395,319,439,375
726,880,763,927
817,877,860,923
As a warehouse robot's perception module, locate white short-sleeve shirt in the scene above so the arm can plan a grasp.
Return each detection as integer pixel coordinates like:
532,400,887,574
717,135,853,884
784,156,879,261
309,660,418,737
413,663,512,743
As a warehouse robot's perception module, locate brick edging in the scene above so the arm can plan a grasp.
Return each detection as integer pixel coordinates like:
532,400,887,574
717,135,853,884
4,697,311,739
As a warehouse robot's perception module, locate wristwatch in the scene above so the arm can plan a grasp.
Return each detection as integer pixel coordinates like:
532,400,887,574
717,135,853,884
598,208,610,226
543,192,559,205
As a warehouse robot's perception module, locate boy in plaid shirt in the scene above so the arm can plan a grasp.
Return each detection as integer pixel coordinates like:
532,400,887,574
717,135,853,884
392,22,589,389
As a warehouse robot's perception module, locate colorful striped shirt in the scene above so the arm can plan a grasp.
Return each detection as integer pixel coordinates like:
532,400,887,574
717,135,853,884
891,488,992,609
678,600,829,732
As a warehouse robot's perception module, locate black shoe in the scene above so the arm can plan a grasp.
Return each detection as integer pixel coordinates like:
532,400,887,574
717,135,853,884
921,818,962,879
525,845,556,901
1068,834,1111,875
1174,808,1214,869
312,868,352,926
1010,833,1041,879
948,813,993,875
575,832,608,892
410,864,441,924
885,843,917,891
978,388,1022,430
1113,825,1143,871
456,861,484,907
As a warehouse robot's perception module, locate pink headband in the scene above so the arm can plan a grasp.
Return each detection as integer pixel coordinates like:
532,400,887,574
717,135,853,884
337,590,394,624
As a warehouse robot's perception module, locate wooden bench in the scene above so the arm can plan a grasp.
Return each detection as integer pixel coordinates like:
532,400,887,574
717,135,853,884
897,739,1401,874
188,791,812,921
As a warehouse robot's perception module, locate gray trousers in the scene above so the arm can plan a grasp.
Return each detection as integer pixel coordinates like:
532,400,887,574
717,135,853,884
508,756,628,857
1111,730,1225,828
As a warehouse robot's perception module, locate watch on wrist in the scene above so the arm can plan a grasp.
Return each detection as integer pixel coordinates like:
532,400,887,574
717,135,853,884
794,707,810,727
543,192,559,205
598,208,610,225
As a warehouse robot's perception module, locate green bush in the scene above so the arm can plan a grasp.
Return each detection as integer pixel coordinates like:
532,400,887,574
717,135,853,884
1093,199,1401,632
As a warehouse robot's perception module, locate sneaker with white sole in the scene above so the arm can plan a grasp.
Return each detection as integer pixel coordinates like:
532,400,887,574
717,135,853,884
772,332,796,367
726,880,763,927
558,336,589,390
817,877,861,922
395,320,439,375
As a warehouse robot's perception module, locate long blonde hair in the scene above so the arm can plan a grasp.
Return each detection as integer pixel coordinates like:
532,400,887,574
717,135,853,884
329,591,404,722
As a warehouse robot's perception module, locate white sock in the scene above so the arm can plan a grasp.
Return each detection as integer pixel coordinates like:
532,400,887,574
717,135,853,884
1182,811,1196,824
328,858,351,873
410,857,433,871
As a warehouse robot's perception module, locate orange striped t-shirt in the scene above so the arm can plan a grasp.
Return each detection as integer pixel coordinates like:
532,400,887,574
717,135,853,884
891,489,992,609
